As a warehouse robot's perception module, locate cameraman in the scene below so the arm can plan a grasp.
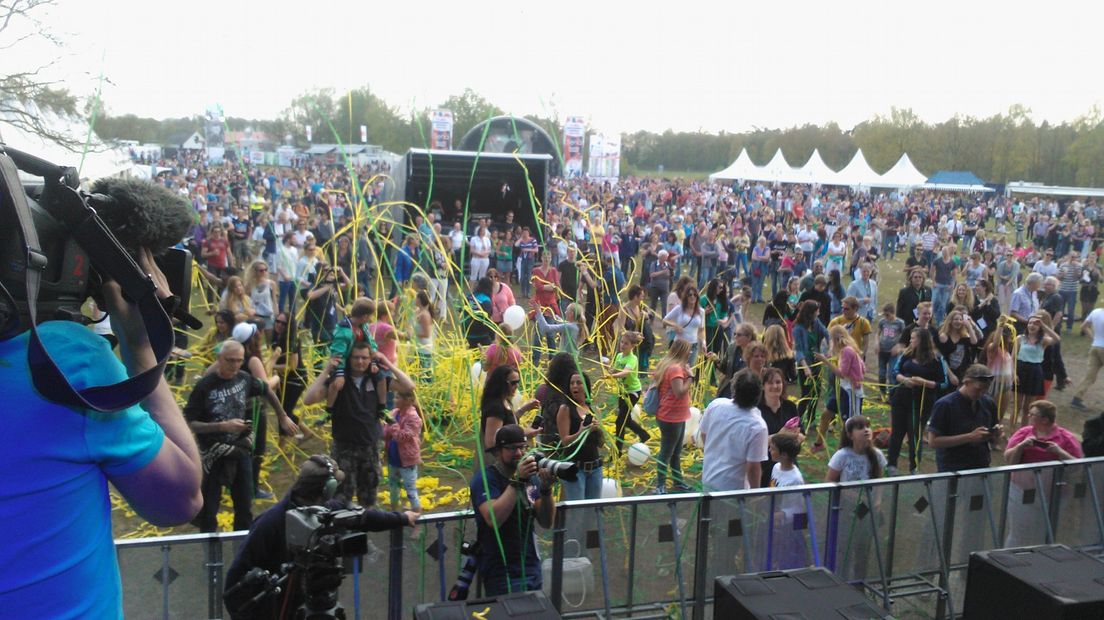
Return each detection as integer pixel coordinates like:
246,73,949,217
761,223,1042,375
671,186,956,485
470,424,557,596
0,247,203,617
224,455,418,620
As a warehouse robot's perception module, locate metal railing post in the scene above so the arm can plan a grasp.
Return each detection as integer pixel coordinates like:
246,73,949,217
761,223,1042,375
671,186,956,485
1049,464,1067,543
435,522,447,601
1034,469,1055,544
691,496,712,620
668,501,689,620
935,476,958,620
388,528,404,620
595,507,612,620
626,503,638,614
825,486,841,571
550,504,567,613
205,536,224,620
160,544,171,620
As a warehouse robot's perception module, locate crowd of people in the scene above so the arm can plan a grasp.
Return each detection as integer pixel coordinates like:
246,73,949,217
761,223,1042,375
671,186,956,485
138,148,1104,593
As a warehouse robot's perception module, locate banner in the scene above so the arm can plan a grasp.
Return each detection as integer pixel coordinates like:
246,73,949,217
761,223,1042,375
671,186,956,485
430,109,454,150
563,116,585,178
587,133,621,180
360,125,368,143
205,104,224,165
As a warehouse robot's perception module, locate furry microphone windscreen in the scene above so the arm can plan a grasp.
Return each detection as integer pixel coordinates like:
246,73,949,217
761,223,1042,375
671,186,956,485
88,178,194,255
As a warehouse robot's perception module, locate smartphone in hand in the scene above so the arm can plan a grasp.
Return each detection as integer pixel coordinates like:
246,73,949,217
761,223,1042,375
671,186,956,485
583,413,594,427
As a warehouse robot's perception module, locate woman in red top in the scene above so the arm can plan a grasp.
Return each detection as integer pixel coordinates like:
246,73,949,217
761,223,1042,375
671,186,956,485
530,250,562,365
203,225,232,277
652,338,693,494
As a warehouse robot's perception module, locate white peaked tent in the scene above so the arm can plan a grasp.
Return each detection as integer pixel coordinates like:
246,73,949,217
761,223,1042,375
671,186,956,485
797,149,839,185
875,153,927,189
708,148,759,181
832,149,881,187
761,148,800,183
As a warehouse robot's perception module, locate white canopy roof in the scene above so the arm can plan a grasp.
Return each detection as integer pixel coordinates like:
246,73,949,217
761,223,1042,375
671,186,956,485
874,153,927,188
708,148,759,181
796,149,839,185
1006,182,1104,198
709,147,932,189
761,148,801,183
832,149,881,187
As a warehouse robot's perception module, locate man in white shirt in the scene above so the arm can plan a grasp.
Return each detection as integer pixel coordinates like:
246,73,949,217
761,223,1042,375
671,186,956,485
700,371,768,491
797,225,817,256
1071,307,1104,409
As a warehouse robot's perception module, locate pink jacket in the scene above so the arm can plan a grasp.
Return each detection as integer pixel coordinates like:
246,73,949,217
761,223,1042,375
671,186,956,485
383,406,423,467
838,346,866,388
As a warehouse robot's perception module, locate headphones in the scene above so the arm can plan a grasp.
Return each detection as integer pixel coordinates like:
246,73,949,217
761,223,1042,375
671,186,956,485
309,456,339,500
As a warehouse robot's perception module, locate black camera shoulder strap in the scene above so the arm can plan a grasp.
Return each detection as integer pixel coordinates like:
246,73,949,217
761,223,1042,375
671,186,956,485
0,150,172,412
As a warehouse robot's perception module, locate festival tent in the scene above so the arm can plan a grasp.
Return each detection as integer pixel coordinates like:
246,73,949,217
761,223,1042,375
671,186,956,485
831,149,881,187
922,171,994,193
708,148,759,181
796,148,840,185
874,153,927,189
1006,182,1104,198
761,148,802,183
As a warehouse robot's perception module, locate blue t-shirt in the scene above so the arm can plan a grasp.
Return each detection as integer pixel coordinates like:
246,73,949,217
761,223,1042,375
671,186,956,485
0,321,164,618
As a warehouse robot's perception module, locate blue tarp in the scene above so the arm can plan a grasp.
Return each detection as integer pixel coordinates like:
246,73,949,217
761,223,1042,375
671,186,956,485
926,170,986,186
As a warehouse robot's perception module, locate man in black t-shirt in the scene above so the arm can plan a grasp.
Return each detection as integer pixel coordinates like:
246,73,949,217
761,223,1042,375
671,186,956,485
469,425,556,596
185,341,299,532
927,364,1002,472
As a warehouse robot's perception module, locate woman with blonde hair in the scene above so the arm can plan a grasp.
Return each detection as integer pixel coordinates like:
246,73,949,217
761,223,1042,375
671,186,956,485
763,324,797,384
651,338,693,494
937,308,982,384
985,321,1016,430
245,260,277,335
945,282,977,319
537,302,589,356
220,275,255,324
815,325,866,443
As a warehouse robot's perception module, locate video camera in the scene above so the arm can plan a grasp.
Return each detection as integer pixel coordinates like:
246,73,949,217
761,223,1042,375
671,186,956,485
224,505,372,620
0,142,197,412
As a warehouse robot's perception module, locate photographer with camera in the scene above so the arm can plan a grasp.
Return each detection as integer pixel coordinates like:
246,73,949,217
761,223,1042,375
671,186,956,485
470,424,558,596
0,167,203,616
224,454,418,619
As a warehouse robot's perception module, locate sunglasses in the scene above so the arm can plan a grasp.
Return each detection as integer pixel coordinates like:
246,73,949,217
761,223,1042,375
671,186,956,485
507,379,521,386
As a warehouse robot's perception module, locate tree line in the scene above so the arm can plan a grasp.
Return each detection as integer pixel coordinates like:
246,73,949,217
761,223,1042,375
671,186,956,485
92,88,1104,188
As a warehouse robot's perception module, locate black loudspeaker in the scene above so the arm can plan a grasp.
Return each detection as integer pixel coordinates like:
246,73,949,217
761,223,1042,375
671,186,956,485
963,544,1104,619
413,591,560,620
714,567,891,619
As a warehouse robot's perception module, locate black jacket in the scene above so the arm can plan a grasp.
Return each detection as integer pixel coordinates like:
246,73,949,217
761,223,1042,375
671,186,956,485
1083,414,1104,457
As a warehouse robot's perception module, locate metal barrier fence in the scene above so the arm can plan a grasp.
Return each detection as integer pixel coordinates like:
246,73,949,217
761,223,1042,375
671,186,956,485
117,457,1104,620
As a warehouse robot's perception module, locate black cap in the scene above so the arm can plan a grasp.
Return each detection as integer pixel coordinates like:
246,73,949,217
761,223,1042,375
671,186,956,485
487,424,526,452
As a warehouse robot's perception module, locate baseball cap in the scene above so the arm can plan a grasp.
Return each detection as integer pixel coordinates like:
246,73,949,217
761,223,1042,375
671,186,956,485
487,424,527,452
963,364,994,381
232,322,258,343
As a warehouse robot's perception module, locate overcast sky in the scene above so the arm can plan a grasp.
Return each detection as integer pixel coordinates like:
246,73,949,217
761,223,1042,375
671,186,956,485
13,0,1104,135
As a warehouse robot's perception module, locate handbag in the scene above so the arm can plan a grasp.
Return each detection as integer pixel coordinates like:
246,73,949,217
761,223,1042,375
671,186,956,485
641,385,660,416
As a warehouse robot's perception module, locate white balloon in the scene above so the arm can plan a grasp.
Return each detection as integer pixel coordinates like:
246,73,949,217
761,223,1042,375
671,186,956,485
601,478,622,499
470,362,484,388
627,443,651,467
684,407,702,446
502,305,526,331
630,403,642,424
